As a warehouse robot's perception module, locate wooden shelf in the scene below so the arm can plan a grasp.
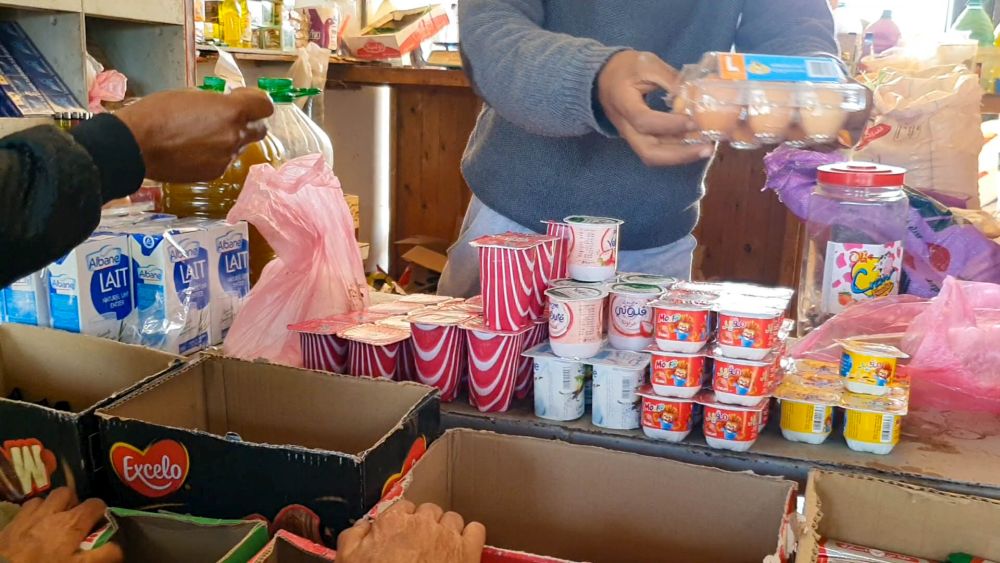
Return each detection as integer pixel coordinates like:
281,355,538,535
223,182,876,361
83,0,184,25
327,63,469,89
0,0,80,12
196,44,297,63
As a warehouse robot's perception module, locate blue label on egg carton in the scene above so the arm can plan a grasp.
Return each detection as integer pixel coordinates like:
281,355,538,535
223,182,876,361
718,53,844,83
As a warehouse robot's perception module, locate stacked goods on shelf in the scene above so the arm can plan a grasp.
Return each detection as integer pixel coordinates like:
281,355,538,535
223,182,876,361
775,341,911,455
0,22,86,117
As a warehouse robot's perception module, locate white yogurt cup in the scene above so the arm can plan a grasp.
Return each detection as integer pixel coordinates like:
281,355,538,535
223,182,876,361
546,286,607,359
532,356,586,422
564,216,623,282
618,273,677,289
591,363,644,430
607,283,662,352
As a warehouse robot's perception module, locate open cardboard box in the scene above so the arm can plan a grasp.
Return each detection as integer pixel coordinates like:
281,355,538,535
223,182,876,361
249,530,337,563
797,470,1000,562
0,325,181,502
84,508,269,563
96,355,439,545
344,5,449,63
374,429,798,563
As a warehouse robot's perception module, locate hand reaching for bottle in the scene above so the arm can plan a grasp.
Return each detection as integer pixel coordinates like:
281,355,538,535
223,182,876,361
336,501,486,563
115,87,274,183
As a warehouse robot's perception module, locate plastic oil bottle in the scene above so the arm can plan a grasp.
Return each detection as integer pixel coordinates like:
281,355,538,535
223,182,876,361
219,0,245,47
162,77,284,282
258,77,334,166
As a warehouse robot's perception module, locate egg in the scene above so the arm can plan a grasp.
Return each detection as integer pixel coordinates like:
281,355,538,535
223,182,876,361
783,123,810,147
729,122,760,150
693,79,743,138
800,107,846,141
747,87,796,142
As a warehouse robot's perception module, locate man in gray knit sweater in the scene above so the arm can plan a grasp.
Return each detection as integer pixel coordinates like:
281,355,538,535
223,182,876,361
439,0,838,297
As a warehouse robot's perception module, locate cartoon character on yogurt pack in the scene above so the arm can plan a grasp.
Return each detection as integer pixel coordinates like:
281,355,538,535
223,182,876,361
673,366,689,387
736,372,753,396
875,366,891,386
740,326,757,348
660,406,678,430
850,250,897,299
723,419,741,440
675,318,691,341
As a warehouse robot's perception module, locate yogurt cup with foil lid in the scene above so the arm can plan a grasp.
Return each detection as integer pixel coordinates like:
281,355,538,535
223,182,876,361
695,390,768,452
338,324,410,346
646,347,707,398
406,308,473,326
637,386,696,443
408,309,474,403
340,324,411,379
399,294,457,305
715,299,786,361
375,316,414,333
368,300,428,315
710,353,776,406
842,395,906,456
607,283,663,352
549,278,611,290
546,286,608,359
523,342,587,422
617,273,677,289
563,215,624,283
838,339,909,397
651,297,712,354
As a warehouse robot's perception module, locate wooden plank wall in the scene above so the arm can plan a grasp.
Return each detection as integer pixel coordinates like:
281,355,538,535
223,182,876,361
391,85,480,274
389,85,804,290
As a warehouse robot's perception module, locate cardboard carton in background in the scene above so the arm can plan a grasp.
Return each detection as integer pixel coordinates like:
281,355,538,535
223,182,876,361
344,5,449,65
375,429,798,563
0,325,181,503
250,530,337,563
85,508,268,563
97,355,439,546
798,470,1000,562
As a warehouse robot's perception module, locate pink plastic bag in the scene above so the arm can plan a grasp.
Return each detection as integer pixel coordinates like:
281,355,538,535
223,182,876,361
224,155,369,366
791,277,1000,413
88,70,127,113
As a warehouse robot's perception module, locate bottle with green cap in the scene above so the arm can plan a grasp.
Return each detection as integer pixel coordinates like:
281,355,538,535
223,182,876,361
953,0,995,46
258,77,334,167
162,76,284,282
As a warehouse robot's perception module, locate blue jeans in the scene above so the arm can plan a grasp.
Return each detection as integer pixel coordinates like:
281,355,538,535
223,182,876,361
438,197,697,297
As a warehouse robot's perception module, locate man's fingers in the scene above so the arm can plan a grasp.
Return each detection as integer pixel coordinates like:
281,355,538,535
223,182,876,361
67,498,108,536
620,98,696,137
415,503,443,522
336,519,371,555
383,499,416,517
462,521,487,563
632,51,680,94
242,121,269,145
230,88,275,121
439,511,465,533
37,487,76,516
620,123,713,167
75,543,124,563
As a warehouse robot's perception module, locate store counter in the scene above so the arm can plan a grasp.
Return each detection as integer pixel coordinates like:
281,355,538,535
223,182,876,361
443,401,1000,500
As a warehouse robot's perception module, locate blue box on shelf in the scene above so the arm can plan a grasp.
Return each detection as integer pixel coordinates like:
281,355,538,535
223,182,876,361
0,22,84,115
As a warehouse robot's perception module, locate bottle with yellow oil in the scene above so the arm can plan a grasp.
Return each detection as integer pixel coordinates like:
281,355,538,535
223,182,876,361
162,77,284,282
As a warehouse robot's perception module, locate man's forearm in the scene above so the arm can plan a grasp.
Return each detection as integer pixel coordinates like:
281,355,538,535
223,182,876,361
0,116,144,287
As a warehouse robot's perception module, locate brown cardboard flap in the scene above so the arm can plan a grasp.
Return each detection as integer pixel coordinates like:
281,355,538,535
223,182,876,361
401,246,448,273
0,325,180,413
116,515,253,563
100,356,434,456
800,470,1000,561
402,430,793,563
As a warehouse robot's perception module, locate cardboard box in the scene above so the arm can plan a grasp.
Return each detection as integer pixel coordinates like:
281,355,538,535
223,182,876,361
376,429,798,563
249,530,337,563
396,236,449,292
797,470,1000,562
0,325,181,502
85,507,269,563
344,5,449,63
96,355,440,543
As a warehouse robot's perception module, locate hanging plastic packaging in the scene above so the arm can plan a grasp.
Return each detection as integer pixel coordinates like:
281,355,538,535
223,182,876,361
259,77,334,167
223,155,368,366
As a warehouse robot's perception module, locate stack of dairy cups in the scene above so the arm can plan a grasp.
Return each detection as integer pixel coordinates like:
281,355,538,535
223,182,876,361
638,282,793,451
775,341,910,455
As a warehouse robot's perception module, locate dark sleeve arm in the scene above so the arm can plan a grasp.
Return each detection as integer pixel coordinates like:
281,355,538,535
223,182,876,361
0,114,145,288
459,0,628,137
735,0,839,59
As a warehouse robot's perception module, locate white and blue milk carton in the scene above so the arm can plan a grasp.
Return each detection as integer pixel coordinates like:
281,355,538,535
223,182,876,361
173,218,251,345
48,234,133,339
125,225,211,355
2,270,50,326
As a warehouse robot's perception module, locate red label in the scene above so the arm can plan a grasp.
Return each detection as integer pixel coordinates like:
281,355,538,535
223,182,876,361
1,439,57,498
717,314,780,350
651,355,704,388
641,398,693,432
654,309,709,343
381,436,428,499
856,123,891,150
712,359,770,396
110,440,189,498
703,406,760,442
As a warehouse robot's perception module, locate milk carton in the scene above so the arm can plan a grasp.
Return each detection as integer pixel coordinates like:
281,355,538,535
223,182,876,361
125,225,211,355
48,235,133,339
201,220,250,344
2,270,50,326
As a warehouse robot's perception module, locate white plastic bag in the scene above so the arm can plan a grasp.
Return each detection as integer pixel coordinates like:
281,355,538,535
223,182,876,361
223,155,369,366
855,65,984,205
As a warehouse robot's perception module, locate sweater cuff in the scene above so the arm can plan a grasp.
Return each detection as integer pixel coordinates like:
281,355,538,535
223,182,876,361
70,113,145,202
558,43,629,137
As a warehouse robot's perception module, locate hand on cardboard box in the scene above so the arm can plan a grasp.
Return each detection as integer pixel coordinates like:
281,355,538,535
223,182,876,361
597,50,713,167
337,501,486,563
0,488,121,563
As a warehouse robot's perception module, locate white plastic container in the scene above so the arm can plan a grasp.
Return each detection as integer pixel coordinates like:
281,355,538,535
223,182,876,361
589,348,650,430
617,273,676,289
607,283,662,351
563,215,623,282
529,351,586,422
546,286,607,359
